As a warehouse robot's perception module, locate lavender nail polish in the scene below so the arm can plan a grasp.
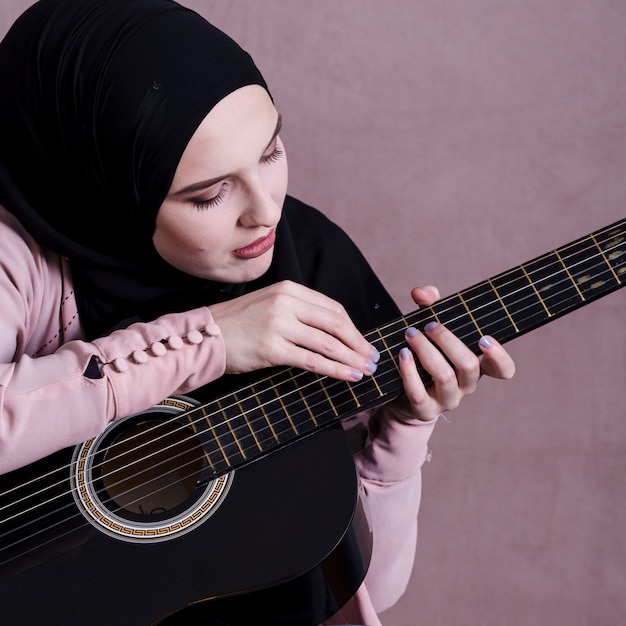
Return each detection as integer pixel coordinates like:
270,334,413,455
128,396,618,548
351,369,364,381
405,326,419,338
479,336,493,349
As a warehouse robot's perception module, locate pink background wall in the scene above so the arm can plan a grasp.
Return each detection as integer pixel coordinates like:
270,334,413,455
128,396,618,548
2,2,624,625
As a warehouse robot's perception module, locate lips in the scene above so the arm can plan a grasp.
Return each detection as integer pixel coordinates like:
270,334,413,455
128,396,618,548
232,229,276,259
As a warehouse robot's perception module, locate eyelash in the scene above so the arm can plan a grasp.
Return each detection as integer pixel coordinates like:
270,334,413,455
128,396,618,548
191,144,284,210
261,145,284,164
192,186,227,211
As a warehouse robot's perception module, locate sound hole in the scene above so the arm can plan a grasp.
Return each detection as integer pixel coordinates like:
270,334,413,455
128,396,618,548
100,419,204,518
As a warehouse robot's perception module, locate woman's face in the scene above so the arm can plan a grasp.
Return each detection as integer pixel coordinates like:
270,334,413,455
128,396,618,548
153,85,288,283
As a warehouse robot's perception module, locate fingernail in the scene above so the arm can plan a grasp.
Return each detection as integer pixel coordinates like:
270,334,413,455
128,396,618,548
370,347,380,363
424,321,438,332
405,326,419,338
351,369,364,381
400,347,411,361
366,361,378,373
479,336,493,349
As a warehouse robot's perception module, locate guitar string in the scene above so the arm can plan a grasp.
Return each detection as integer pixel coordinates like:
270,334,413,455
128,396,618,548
105,237,626,486
49,222,626,481
0,225,624,548
45,224,626,482
1,225,623,527
1,251,622,559
2,229,620,552
2,223,620,516
0,225,616,512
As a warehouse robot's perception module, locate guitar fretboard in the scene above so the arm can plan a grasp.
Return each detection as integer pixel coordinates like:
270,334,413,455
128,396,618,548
182,220,626,477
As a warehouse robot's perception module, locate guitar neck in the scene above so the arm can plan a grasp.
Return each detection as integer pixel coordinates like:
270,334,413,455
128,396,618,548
380,218,626,386
187,219,626,477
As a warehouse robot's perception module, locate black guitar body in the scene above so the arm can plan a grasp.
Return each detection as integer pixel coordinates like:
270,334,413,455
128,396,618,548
0,420,368,626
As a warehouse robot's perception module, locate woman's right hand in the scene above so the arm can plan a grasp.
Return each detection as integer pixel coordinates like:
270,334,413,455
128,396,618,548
208,280,379,381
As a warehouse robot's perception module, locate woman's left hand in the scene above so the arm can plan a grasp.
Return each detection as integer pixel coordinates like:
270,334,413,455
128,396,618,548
393,285,516,422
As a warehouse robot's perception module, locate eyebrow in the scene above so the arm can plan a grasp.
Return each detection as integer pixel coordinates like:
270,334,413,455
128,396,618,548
169,113,283,197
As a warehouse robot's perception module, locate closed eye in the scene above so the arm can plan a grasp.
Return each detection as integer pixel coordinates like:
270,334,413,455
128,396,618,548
260,144,284,164
191,185,228,210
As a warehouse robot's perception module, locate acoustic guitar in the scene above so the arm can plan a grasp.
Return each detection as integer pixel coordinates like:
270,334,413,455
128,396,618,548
0,219,624,625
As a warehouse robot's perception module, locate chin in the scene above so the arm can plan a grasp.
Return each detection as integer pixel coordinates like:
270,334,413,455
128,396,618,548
207,253,275,284
237,257,274,283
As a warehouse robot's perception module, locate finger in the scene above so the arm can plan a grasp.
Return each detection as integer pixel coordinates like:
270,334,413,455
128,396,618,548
397,346,437,419
282,343,376,382
404,326,463,407
292,292,378,364
410,285,440,307
477,336,516,379
287,324,378,379
421,322,481,393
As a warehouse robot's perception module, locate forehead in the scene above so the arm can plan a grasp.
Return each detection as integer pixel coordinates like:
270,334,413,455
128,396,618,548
173,85,277,180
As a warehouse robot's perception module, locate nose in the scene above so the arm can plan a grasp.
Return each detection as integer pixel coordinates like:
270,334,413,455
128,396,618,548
239,179,281,228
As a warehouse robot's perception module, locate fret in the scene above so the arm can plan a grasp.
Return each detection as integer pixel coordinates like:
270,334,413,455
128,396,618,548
376,312,429,389
372,325,401,375
296,386,318,426
490,266,549,333
319,378,339,417
457,291,482,335
524,252,583,318
247,384,280,444
198,404,231,473
234,387,276,448
558,229,624,302
250,376,294,441
214,399,247,465
557,235,608,301
462,280,518,343
275,372,322,433
347,382,361,409
597,227,626,283
298,372,340,425
348,370,388,412
520,263,552,317
231,393,263,453
487,278,519,334
591,232,621,283
365,366,384,399
431,294,482,347
180,408,216,471
217,394,246,459
326,379,362,420
555,249,585,301
370,318,409,387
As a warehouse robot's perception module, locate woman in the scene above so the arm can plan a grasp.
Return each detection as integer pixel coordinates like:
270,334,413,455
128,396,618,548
0,0,514,624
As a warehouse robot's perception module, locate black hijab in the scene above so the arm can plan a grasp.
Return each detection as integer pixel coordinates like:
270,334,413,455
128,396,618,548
0,0,398,341
0,0,271,336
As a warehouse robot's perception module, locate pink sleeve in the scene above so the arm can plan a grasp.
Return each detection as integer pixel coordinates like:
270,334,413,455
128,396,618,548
322,405,436,625
0,207,227,474
351,405,438,615
0,309,226,474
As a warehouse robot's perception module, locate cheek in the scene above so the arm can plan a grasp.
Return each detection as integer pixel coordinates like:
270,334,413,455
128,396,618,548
153,211,215,265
